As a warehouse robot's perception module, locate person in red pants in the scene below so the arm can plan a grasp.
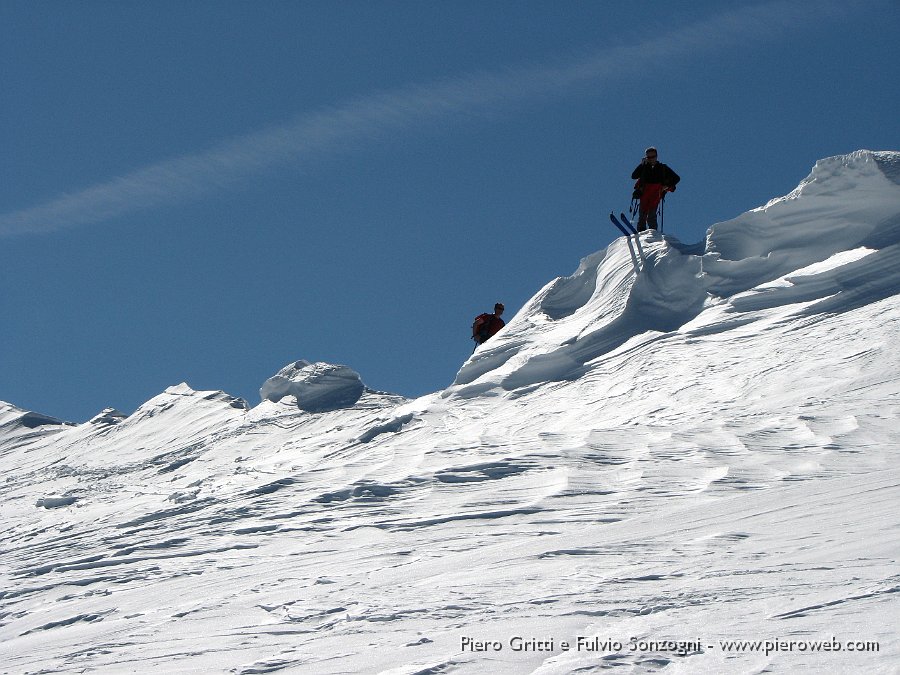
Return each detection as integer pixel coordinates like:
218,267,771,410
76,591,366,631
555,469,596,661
631,147,680,231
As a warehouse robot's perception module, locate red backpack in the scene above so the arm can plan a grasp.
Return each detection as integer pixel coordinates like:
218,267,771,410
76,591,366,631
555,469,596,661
472,313,497,342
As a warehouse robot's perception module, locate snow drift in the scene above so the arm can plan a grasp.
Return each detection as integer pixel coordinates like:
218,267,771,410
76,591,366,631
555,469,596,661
1,150,899,674
259,360,366,411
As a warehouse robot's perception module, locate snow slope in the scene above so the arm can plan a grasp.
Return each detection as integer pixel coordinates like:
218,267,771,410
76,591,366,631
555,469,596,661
1,150,899,674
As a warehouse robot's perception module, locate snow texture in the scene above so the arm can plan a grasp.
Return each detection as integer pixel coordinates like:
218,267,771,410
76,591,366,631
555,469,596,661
1,150,899,674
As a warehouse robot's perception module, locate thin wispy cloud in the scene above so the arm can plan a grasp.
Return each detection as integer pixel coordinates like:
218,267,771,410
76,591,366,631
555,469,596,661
0,0,853,236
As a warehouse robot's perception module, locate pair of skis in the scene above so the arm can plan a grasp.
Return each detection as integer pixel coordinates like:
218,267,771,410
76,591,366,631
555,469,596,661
609,212,646,274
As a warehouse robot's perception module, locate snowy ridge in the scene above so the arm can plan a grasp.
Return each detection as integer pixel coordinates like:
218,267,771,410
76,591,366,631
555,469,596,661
1,151,899,673
453,150,900,395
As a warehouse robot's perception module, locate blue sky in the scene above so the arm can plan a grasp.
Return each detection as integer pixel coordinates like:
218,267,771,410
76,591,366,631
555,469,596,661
2,0,898,422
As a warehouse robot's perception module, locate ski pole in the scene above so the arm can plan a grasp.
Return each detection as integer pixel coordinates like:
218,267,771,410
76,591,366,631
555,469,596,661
660,194,665,233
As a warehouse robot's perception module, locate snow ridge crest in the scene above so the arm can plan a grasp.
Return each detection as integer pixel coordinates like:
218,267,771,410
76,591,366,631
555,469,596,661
451,149,900,394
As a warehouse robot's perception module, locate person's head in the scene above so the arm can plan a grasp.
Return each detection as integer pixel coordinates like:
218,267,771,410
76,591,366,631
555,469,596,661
645,147,658,164
494,302,505,316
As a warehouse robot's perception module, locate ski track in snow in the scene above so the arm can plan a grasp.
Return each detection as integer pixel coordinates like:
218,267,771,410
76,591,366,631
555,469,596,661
2,151,900,673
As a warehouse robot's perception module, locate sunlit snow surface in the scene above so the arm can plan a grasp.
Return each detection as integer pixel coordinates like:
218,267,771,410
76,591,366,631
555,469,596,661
2,151,899,673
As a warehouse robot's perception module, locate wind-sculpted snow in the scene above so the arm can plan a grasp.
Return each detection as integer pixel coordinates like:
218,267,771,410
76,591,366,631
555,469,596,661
454,149,900,394
704,150,900,296
1,151,899,673
260,359,366,411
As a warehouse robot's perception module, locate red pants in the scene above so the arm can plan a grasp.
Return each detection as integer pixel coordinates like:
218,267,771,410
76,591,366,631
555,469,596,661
638,184,664,230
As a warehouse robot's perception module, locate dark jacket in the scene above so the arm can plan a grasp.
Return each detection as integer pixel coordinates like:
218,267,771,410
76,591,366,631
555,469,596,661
631,162,680,190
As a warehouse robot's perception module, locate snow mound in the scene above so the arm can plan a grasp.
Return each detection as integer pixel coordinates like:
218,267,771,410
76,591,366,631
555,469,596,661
452,231,709,392
259,360,366,412
35,495,78,509
0,400,69,430
89,408,128,425
703,149,900,295
127,383,248,425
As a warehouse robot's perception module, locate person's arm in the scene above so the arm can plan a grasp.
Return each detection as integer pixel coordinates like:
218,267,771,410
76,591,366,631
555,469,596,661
472,316,485,340
664,166,680,191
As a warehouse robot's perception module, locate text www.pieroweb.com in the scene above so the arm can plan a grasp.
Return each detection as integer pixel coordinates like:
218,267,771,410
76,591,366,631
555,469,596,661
460,635,880,657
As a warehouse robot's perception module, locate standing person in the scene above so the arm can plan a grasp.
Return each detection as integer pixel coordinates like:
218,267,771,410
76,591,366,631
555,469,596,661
631,147,680,231
472,303,505,346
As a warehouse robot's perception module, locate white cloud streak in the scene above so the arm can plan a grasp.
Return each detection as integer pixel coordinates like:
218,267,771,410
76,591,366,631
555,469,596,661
0,0,853,236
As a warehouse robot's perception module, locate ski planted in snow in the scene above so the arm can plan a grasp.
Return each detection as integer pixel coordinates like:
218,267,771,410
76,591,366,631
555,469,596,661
609,212,632,237
619,213,638,235
609,212,641,273
620,213,647,264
